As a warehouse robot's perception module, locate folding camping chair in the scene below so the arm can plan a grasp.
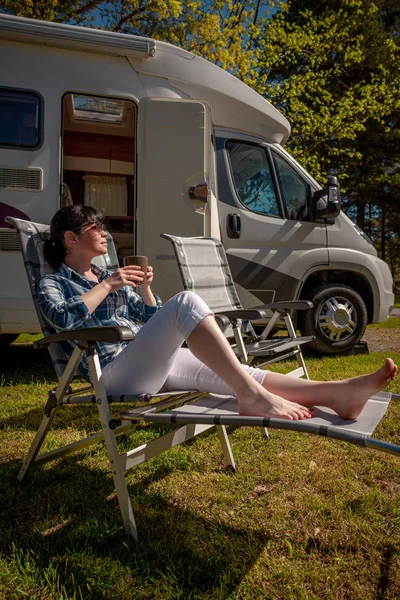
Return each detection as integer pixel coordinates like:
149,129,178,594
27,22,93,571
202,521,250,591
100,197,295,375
7,216,237,539
161,234,313,379
7,217,400,541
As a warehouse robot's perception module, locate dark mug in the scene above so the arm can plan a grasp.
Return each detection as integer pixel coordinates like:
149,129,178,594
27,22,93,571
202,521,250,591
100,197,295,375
123,255,148,284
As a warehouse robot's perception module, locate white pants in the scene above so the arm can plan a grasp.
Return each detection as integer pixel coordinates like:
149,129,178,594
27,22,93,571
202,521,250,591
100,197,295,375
102,291,267,396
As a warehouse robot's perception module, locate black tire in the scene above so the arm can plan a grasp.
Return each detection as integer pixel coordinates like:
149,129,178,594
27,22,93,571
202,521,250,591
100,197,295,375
298,284,368,355
0,334,19,349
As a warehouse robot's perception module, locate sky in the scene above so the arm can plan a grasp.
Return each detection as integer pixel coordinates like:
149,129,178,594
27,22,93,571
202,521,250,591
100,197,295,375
89,1,278,31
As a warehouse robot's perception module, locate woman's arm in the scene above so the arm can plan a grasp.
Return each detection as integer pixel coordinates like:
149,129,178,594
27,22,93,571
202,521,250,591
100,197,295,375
82,265,146,313
38,264,160,332
140,265,157,308
80,279,114,314
37,266,145,331
37,276,91,331
125,265,163,322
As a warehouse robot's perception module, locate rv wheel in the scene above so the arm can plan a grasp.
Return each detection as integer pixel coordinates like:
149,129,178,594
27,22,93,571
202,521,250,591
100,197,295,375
299,284,368,355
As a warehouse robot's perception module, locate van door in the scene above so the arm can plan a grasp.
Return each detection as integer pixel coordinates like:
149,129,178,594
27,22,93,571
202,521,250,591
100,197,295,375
216,132,328,306
137,98,211,300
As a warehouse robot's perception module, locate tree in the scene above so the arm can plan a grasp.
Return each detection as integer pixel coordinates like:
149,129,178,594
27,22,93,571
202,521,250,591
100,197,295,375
4,0,400,267
0,1,267,77
256,0,400,263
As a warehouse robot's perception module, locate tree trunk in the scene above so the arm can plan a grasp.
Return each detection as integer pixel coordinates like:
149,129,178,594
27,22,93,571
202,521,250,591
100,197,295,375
356,199,366,230
381,200,386,261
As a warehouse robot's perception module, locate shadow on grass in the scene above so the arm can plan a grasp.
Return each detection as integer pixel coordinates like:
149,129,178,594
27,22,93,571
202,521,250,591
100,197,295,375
1,346,268,596
0,454,268,599
1,344,55,384
0,345,231,448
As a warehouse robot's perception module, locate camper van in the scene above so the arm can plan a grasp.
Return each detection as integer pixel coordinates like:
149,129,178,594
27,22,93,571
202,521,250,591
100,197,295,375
0,14,394,355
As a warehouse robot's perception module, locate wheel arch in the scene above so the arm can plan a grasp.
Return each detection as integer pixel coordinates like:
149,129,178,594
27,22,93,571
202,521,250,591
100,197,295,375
297,269,374,323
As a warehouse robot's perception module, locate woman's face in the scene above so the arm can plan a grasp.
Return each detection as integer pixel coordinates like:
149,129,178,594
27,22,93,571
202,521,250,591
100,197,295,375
65,221,109,259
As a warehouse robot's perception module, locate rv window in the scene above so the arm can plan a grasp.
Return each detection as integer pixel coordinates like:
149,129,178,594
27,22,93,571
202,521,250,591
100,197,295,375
272,153,308,220
72,95,125,123
226,142,280,216
0,88,42,149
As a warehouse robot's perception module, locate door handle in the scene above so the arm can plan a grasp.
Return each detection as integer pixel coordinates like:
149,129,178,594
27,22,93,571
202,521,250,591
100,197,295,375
227,213,241,239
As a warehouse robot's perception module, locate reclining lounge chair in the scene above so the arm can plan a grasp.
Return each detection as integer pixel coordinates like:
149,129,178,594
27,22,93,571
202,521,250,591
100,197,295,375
161,233,314,378
7,216,400,541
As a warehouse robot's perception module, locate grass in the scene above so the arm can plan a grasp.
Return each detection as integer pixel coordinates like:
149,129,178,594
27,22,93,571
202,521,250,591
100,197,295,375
369,317,400,329
13,333,43,344
0,333,400,599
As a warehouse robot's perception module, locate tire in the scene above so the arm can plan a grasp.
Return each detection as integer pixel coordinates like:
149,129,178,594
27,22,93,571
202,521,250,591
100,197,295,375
0,334,19,349
298,284,368,355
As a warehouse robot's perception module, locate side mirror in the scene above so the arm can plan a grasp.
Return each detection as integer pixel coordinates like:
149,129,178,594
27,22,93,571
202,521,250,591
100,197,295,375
311,175,341,221
326,175,341,218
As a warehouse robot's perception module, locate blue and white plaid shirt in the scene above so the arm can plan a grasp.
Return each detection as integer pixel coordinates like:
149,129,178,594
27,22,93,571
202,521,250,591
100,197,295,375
37,263,162,381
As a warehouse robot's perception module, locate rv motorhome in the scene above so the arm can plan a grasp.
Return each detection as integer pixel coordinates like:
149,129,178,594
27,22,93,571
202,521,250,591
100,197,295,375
0,14,394,355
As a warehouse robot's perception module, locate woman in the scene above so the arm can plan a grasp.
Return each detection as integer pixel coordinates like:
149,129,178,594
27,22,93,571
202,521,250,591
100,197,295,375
38,205,397,421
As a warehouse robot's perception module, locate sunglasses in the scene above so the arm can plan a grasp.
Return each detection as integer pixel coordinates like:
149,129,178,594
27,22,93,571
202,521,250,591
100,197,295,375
70,221,107,234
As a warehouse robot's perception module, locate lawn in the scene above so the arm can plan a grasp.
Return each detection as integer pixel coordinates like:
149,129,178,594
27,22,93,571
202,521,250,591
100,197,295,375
0,330,400,599
369,317,400,329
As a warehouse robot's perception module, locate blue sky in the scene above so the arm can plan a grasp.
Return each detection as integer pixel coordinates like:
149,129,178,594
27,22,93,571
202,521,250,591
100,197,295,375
89,1,277,30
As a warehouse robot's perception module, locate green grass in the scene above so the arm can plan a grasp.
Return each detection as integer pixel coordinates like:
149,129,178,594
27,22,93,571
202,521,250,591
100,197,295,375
369,317,400,329
14,333,43,344
1,341,400,599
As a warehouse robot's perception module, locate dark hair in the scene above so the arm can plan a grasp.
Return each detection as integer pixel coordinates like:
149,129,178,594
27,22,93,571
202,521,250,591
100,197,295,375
43,205,104,271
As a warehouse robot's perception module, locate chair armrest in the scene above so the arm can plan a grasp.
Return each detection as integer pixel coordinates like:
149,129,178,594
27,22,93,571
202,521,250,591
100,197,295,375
214,300,313,323
251,301,314,313
214,314,231,332
214,309,268,321
34,326,134,348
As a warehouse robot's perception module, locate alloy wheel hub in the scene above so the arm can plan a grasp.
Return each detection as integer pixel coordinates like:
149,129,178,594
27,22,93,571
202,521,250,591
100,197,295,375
318,296,357,342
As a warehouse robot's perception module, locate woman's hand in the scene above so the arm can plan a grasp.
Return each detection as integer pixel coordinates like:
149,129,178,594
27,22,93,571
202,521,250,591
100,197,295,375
104,265,147,292
140,265,157,307
142,265,154,289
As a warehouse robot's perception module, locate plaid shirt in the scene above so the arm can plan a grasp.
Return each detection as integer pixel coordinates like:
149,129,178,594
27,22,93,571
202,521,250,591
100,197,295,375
37,263,162,381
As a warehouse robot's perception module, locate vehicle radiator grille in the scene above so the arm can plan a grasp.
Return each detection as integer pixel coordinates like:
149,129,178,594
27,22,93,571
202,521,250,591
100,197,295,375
0,230,21,251
0,167,42,191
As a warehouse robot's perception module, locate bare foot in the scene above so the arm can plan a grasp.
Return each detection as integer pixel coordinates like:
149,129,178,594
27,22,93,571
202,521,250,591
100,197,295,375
331,358,397,420
238,389,316,420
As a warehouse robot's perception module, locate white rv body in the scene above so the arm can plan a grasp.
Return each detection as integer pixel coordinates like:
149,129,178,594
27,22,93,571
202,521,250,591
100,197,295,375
0,14,394,354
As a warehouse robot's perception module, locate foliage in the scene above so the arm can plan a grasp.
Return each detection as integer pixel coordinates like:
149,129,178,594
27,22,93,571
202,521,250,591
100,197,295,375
2,0,400,269
0,0,268,78
256,0,400,268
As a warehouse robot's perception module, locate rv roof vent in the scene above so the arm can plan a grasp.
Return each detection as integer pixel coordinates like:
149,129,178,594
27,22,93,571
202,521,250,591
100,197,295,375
0,230,21,252
0,167,43,191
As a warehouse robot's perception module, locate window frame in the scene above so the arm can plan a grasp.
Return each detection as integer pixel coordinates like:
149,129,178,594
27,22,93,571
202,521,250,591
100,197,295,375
225,139,285,218
0,86,44,151
270,148,313,221
271,150,310,221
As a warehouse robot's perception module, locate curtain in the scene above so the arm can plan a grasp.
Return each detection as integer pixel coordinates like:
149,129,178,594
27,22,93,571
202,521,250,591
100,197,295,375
83,175,127,215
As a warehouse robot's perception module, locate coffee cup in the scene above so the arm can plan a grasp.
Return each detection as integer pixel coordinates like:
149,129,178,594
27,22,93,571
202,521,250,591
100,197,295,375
123,255,148,283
